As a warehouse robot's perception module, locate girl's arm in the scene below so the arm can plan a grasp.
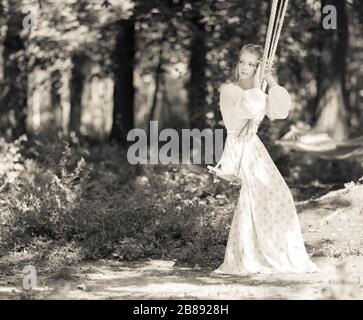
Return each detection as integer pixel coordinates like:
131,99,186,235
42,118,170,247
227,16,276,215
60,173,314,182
266,85,291,120
263,67,291,120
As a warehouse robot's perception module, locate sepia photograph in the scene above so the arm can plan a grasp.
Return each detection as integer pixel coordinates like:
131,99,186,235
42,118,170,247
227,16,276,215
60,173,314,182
0,0,363,303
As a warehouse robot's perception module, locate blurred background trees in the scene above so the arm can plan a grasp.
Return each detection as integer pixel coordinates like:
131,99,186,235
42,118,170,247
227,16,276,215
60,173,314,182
0,0,362,153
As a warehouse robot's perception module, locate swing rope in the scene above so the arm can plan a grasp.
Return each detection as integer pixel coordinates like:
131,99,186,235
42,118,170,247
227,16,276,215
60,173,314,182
261,0,289,92
260,0,280,89
270,0,289,63
208,0,289,184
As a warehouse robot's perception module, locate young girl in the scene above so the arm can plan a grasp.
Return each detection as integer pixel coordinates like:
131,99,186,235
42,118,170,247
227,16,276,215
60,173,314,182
213,44,318,275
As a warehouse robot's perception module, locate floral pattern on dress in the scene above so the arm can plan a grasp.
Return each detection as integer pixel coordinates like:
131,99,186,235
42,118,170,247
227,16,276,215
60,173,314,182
213,83,319,275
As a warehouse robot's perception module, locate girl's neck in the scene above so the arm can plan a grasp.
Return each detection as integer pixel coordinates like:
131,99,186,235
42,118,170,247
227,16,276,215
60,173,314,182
236,78,253,90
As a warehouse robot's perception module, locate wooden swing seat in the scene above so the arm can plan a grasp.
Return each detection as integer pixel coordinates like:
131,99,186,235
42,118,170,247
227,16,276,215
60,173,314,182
207,165,241,185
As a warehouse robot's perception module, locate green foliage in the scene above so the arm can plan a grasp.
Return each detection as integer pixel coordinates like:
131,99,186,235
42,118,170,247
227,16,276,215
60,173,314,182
312,238,363,259
2,0,361,138
0,137,88,247
0,133,362,276
0,134,238,269
0,135,27,188
46,241,84,279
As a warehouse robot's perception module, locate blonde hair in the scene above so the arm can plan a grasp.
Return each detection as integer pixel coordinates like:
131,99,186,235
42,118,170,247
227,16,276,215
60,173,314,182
234,43,264,82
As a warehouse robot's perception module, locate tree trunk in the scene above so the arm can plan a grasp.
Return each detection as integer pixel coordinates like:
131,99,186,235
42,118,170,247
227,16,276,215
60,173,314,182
50,69,63,131
148,27,168,131
314,0,349,141
109,19,135,147
188,8,207,130
1,1,28,140
69,52,87,136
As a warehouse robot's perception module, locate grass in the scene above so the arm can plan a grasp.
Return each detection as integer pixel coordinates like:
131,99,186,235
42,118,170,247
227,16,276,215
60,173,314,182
0,132,362,280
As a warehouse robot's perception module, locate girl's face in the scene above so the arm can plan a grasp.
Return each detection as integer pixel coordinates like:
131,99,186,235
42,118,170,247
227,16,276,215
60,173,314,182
238,51,259,80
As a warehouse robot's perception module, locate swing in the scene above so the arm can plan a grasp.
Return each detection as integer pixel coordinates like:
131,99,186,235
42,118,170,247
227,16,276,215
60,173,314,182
207,121,250,185
208,0,290,184
276,125,363,160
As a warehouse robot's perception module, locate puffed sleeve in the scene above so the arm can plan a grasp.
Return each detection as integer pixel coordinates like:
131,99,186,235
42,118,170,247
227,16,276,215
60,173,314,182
220,83,241,111
266,85,291,120
220,84,266,121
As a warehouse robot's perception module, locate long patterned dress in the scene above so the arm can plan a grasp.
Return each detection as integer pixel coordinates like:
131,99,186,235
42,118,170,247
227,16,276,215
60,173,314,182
213,83,319,275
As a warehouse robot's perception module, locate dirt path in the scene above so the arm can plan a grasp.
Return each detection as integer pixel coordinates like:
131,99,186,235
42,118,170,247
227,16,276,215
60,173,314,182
1,256,363,299
1,184,363,300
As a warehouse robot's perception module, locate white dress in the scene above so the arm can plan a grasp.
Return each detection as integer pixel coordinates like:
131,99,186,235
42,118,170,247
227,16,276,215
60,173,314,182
214,83,319,275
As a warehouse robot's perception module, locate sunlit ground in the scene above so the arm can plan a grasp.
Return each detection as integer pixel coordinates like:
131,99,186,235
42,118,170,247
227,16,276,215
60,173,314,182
1,184,362,300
